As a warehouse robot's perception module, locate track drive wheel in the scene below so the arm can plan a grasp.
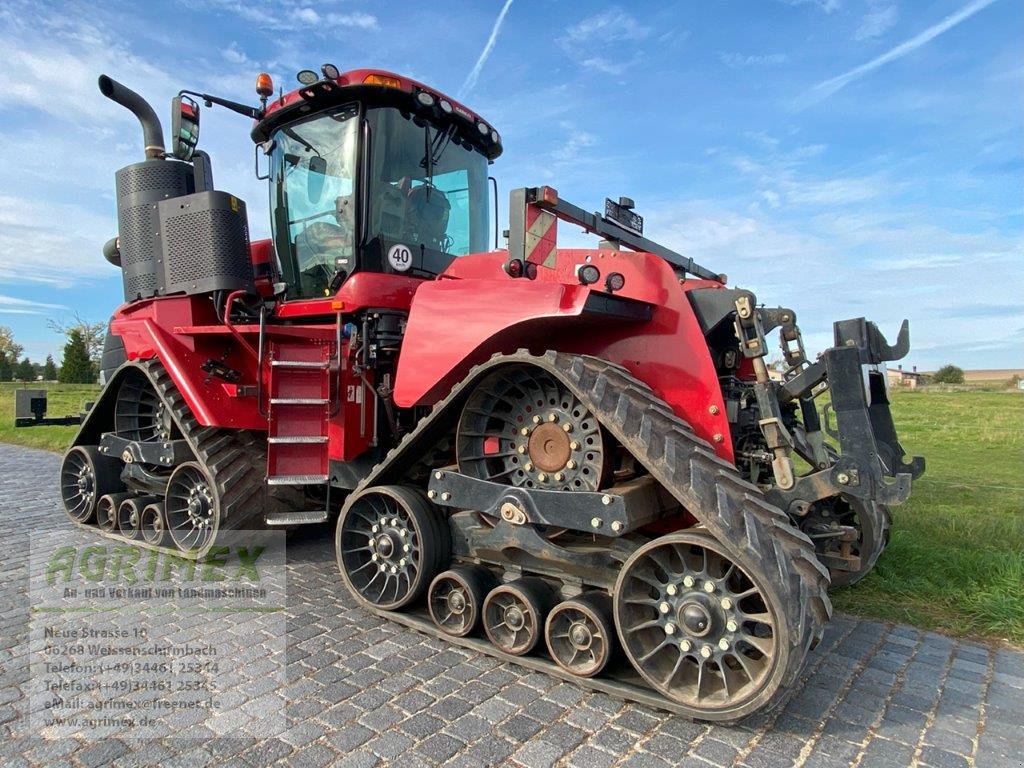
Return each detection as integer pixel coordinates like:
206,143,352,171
804,495,891,587
457,366,610,492
428,566,497,637
337,485,449,611
545,593,615,677
165,462,219,553
141,502,167,545
615,530,792,720
483,578,555,656
114,371,179,442
60,446,123,524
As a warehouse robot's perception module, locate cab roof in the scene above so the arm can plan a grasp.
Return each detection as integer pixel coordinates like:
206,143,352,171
252,67,502,160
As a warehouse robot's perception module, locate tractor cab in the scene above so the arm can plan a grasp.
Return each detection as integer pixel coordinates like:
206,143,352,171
252,68,500,300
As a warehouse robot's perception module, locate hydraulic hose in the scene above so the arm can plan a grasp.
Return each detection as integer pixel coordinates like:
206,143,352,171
97,75,165,159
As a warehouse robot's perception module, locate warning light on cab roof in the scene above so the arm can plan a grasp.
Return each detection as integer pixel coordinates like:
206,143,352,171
363,73,403,89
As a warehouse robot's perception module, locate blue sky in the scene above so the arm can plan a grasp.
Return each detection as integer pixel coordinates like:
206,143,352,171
0,0,1020,369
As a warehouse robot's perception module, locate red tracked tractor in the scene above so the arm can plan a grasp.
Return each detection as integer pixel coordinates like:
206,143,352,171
61,64,924,721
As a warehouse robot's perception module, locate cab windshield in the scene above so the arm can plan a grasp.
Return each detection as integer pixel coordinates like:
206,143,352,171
364,106,489,272
269,102,490,300
269,104,358,299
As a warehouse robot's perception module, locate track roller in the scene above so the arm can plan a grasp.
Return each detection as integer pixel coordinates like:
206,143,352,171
141,502,167,545
337,485,449,611
96,492,130,532
428,565,497,637
483,577,556,656
545,592,615,677
165,461,219,553
118,495,158,540
60,445,123,524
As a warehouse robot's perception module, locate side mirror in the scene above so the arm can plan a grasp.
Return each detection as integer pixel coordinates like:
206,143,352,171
170,95,200,161
307,155,327,203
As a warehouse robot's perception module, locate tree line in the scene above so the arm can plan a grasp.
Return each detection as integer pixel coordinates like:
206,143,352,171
0,316,104,384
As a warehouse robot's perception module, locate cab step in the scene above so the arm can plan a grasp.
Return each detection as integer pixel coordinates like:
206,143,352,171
267,436,329,445
265,510,330,526
270,360,331,370
266,474,329,486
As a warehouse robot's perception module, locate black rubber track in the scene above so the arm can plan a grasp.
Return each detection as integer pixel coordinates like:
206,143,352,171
65,360,269,559
340,350,832,720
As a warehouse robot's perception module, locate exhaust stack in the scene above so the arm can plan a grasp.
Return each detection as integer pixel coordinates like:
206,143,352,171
98,75,165,159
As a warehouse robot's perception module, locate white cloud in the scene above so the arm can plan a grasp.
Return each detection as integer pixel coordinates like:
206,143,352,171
0,196,116,288
0,295,68,316
551,128,597,163
193,0,377,32
324,12,378,30
720,52,789,68
797,0,999,108
223,43,251,65
0,16,173,121
560,7,650,74
855,3,899,40
780,175,886,204
641,196,1023,367
780,0,841,12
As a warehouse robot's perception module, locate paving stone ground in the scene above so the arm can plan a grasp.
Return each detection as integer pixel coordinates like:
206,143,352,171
0,442,1021,768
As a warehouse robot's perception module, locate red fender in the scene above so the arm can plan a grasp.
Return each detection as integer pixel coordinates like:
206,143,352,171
393,249,734,461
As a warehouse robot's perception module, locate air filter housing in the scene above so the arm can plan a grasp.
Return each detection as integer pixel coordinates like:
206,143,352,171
156,191,254,296
113,159,254,301
114,159,190,301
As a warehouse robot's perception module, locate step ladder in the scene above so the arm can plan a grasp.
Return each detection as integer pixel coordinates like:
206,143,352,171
264,340,333,526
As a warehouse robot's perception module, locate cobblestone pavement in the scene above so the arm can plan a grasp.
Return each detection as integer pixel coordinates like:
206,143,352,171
1,442,1021,768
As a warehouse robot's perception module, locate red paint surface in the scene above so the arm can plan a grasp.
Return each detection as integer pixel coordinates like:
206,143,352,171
108,249,733,461
261,68,489,126
394,248,733,460
273,272,423,319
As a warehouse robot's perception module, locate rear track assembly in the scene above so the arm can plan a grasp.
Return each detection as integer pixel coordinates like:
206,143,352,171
60,360,269,559
338,350,832,722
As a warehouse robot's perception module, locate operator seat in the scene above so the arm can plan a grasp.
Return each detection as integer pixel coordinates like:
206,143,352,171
405,182,451,251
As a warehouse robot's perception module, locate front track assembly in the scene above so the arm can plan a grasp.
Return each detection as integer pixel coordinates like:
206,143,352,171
337,351,832,722
58,360,268,559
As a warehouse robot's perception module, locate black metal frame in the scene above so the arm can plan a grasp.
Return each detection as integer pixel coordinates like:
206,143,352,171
507,187,721,281
427,471,674,537
765,318,925,513
98,433,192,469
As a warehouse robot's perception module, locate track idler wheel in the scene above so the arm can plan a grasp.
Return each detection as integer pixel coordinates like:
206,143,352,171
165,462,219,553
337,485,449,612
97,492,131,532
545,593,615,678
614,530,790,719
428,566,497,637
118,495,158,540
60,445,123,524
141,502,167,545
483,578,556,656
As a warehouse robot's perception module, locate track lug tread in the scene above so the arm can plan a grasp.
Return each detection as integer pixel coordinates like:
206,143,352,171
343,349,832,720
68,359,271,558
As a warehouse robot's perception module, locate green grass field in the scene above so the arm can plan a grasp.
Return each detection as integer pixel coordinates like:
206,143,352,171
3,380,1022,645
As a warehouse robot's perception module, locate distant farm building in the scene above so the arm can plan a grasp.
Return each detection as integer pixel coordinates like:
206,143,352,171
887,365,922,389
